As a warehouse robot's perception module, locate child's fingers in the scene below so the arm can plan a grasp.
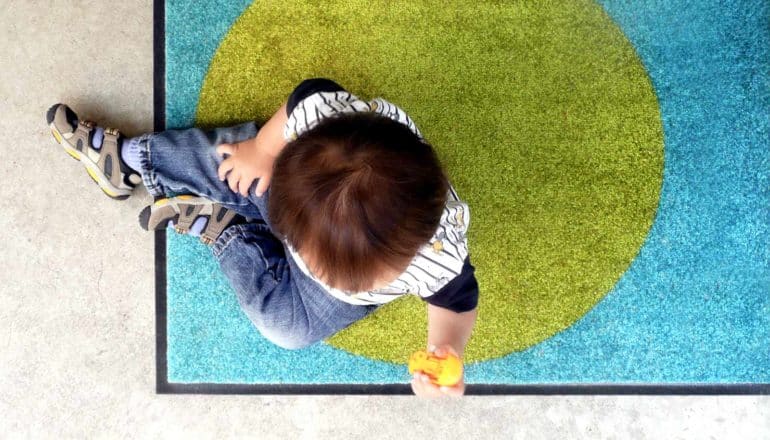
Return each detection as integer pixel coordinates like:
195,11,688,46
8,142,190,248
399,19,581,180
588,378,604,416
217,159,234,181
238,176,253,197
410,379,421,396
411,374,429,396
216,144,235,156
254,173,271,197
411,370,464,398
440,385,464,397
433,344,460,359
411,373,443,398
227,172,241,193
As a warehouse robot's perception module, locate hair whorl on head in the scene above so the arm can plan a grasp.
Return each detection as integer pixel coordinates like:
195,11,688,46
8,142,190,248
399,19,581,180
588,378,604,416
268,112,449,293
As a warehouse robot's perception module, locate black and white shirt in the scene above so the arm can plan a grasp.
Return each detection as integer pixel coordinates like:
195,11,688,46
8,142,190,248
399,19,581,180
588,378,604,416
280,78,479,313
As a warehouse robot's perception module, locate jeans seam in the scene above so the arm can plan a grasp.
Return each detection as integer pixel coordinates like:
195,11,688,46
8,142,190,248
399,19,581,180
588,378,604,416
212,225,246,258
212,225,274,280
136,133,167,197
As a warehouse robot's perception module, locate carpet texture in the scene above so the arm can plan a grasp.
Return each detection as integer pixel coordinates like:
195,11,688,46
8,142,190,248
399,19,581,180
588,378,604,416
161,0,769,388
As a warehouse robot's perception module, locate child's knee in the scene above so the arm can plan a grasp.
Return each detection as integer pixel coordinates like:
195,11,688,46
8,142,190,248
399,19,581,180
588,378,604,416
258,325,318,350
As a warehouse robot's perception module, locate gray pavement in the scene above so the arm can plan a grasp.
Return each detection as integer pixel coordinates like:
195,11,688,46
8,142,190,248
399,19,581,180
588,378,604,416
0,1,767,438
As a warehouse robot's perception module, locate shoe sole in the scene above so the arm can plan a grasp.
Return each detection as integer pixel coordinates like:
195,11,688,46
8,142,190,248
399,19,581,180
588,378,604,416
50,123,131,201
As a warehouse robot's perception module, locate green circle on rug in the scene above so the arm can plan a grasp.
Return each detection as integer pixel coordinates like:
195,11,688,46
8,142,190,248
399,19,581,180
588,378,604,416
196,0,664,364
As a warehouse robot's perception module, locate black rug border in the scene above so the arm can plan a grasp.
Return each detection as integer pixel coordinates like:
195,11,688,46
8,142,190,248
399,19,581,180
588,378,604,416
153,0,770,396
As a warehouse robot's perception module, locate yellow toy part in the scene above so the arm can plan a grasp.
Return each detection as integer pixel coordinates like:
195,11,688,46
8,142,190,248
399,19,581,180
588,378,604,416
408,349,463,387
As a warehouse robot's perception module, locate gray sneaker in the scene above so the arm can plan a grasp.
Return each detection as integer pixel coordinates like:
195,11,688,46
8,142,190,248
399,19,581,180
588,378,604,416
139,195,251,245
46,103,142,200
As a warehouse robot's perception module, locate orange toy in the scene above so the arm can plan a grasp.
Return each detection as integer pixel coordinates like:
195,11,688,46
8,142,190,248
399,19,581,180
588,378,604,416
408,349,463,387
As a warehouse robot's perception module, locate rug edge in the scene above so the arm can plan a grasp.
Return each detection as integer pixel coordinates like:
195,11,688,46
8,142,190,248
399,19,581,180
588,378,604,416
153,0,770,396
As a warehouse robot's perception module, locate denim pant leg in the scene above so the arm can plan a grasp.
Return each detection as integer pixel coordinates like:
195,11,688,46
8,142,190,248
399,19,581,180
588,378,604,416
134,122,380,349
212,222,381,350
132,121,268,220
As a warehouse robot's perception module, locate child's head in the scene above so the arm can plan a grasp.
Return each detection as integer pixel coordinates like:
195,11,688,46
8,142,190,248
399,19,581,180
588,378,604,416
268,111,449,293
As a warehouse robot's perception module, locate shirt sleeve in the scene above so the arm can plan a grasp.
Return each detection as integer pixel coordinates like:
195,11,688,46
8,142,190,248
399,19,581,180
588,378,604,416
283,77,371,142
420,256,479,313
283,77,423,142
286,78,347,116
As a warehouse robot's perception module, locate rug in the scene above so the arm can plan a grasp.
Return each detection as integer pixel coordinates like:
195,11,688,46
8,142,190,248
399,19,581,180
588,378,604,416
155,0,770,394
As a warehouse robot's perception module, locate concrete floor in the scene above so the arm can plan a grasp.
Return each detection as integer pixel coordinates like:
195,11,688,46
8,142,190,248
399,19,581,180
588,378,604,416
0,1,767,438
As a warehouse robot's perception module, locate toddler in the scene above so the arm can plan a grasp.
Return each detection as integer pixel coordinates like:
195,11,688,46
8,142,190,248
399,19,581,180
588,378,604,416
47,78,478,397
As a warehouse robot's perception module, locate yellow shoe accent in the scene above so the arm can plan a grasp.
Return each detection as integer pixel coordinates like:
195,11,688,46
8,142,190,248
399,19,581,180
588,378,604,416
178,195,194,200
85,167,100,183
101,186,117,198
51,128,63,144
85,166,119,198
64,147,81,161
154,198,169,207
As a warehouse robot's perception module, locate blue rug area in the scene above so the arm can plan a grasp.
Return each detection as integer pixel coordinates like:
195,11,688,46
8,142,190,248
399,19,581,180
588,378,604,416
159,0,769,391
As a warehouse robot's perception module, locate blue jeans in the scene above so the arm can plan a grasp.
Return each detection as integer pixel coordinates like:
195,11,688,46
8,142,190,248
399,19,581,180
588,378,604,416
132,121,381,349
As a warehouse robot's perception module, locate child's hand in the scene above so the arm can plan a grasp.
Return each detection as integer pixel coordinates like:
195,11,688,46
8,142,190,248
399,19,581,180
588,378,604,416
410,345,466,398
216,138,278,197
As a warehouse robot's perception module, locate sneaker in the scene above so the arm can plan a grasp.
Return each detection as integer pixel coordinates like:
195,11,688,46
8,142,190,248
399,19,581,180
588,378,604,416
46,103,142,200
138,195,250,245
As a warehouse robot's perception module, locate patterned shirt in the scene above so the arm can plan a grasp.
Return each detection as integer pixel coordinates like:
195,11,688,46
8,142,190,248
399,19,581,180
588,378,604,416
279,78,478,313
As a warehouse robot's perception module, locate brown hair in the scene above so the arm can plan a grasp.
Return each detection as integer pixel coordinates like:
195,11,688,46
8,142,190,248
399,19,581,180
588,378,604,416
268,111,449,293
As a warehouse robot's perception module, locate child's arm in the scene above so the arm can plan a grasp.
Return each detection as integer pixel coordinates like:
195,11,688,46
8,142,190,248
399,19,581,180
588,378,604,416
411,303,477,398
426,303,478,358
216,101,289,197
